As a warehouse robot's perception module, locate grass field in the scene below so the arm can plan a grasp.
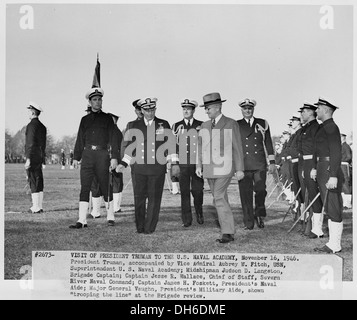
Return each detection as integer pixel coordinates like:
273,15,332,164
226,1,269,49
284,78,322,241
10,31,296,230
4,163,353,281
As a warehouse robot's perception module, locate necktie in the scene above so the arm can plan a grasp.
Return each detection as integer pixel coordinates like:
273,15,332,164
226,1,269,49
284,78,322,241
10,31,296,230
212,119,216,128
249,119,252,127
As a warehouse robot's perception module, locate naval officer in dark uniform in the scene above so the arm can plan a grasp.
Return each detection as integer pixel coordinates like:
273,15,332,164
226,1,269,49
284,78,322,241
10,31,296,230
117,97,177,234
298,103,323,238
237,98,276,230
172,99,204,227
311,97,344,253
25,102,47,214
340,133,352,209
121,99,145,196
70,87,119,228
286,114,305,219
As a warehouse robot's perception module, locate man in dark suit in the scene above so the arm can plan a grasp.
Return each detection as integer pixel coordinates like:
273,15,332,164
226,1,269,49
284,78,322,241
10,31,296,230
24,102,47,214
237,98,276,230
196,92,245,243
117,97,177,234
172,99,204,227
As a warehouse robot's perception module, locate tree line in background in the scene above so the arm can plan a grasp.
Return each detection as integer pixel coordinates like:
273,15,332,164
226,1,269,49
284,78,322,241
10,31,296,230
4,127,352,164
5,127,76,164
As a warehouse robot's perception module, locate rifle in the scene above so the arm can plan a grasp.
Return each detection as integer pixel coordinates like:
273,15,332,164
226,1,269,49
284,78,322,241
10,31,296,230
287,192,320,233
282,187,301,223
267,181,292,209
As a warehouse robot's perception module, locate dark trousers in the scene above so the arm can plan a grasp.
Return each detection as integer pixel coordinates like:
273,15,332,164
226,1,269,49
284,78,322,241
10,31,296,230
91,176,101,197
79,149,112,202
133,173,165,233
297,161,306,204
289,161,304,203
341,164,352,194
302,159,322,212
316,161,343,222
238,170,267,229
112,172,123,193
179,165,204,225
27,158,44,193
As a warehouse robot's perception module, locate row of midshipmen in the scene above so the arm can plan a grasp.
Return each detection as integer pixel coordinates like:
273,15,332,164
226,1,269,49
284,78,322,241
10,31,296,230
273,98,351,254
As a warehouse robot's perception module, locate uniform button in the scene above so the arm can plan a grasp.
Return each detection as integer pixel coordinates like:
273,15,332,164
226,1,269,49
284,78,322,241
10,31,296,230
246,145,248,147
141,156,144,159
193,135,196,138
141,149,144,152
246,152,249,154
152,142,155,145
141,143,144,146
254,144,257,147
152,149,155,152
193,143,196,145
186,151,189,153
254,137,257,139
255,151,257,154
246,138,248,140
152,156,155,159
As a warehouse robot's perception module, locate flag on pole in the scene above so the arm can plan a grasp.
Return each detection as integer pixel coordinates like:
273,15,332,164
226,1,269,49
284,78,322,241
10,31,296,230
92,53,101,88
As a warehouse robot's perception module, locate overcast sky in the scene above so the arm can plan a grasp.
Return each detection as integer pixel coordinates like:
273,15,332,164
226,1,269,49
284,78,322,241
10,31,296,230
4,2,353,143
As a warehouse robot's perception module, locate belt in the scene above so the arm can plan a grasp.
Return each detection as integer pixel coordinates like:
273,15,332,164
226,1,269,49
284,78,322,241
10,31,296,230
84,144,107,151
317,156,330,162
303,155,313,160
286,156,292,160
281,157,285,161
341,161,350,166
291,158,299,163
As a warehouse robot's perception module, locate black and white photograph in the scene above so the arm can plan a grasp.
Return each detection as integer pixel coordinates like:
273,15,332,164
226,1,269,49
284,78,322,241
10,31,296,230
1,0,356,304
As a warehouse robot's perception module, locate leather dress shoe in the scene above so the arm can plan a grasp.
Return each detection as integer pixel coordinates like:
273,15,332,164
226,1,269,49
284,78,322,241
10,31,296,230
69,222,88,229
314,245,341,254
107,220,115,227
255,216,265,228
216,234,234,243
28,209,41,214
196,212,204,224
182,223,191,228
243,226,253,231
144,231,154,234
89,215,101,219
308,232,324,239
137,229,144,233
115,209,122,213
